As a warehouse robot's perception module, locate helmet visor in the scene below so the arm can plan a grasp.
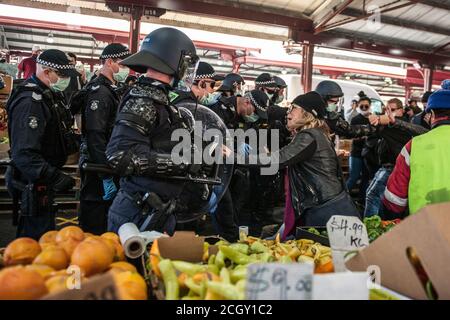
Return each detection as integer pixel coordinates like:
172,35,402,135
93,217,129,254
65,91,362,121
177,52,200,92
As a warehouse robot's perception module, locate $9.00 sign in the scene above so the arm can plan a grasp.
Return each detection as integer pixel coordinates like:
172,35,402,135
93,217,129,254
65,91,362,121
326,215,369,272
246,263,313,300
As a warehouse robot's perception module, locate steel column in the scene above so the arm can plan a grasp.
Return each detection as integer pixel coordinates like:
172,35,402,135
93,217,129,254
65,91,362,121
129,7,143,54
423,67,434,92
301,43,314,92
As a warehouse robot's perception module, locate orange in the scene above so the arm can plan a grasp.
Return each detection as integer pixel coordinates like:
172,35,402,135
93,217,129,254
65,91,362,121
4,237,41,266
0,266,48,300
33,245,69,270
71,237,114,276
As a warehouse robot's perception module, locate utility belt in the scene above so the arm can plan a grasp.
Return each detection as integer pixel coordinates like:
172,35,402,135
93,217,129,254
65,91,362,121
122,190,177,233
6,166,56,223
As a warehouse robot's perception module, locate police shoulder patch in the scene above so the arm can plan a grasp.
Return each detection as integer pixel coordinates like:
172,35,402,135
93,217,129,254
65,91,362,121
91,85,100,92
28,116,39,129
89,100,100,111
31,92,42,101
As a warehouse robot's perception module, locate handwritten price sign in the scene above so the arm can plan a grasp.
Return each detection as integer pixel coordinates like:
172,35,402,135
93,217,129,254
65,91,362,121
246,263,313,300
327,215,369,272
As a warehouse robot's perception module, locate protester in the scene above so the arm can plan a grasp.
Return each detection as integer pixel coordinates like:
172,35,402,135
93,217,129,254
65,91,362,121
17,45,42,80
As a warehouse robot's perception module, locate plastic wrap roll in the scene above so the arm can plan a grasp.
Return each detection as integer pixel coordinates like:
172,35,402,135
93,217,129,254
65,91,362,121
118,223,145,259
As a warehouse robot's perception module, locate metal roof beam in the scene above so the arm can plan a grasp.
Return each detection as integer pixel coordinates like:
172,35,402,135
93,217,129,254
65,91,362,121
106,0,313,30
314,0,355,34
317,1,417,33
341,7,450,37
416,0,450,11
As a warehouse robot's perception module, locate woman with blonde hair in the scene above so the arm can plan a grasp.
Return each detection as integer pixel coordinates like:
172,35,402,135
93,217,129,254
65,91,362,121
266,91,360,238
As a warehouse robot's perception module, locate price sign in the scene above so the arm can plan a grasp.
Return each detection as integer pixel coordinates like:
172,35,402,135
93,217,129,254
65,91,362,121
327,215,369,272
246,263,313,300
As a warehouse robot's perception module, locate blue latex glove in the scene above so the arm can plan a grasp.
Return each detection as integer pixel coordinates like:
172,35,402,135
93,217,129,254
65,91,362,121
238,143,252,156
102,178,117,201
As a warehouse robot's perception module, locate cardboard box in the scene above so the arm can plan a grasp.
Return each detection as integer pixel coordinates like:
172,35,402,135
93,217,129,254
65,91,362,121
42,273,122,300
346,202,450,300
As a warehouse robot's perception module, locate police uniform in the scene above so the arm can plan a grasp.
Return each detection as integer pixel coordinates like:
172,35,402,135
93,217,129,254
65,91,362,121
174,62,240,241
78,44,130,234
6,49,78,239
104,27,204,234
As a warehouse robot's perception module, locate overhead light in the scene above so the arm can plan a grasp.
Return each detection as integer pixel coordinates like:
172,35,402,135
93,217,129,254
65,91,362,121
46,33,54,44
281,69,287,75
345,76,351,80
389,48,403,55
217,59,224,66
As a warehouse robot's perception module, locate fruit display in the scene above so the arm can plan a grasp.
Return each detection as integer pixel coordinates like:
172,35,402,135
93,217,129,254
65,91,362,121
0,226,147,300
148,235,334,300
363,215,401,242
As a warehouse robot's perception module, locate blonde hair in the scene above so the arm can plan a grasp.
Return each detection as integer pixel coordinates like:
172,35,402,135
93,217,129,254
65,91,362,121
291,107,331,138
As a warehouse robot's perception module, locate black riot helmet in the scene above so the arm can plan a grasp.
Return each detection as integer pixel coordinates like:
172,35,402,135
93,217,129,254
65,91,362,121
217,73,245,95
120,27,199,86
315,80,344,101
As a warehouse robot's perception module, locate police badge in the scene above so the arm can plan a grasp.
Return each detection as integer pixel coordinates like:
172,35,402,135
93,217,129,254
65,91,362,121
90,100,99,111
28,116,38,129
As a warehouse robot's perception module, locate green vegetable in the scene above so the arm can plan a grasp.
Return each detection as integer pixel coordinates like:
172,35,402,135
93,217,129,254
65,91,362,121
230,267,247,283
219,245,255,265
250,241,270,254
220,267,231,284
230,243,249,255
215,250,225,269
172,261,207,276
307,228,321,236
158,259,179,300
207,281,241,300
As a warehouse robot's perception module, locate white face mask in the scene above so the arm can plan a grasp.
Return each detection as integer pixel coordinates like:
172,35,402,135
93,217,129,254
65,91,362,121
358,108,372,116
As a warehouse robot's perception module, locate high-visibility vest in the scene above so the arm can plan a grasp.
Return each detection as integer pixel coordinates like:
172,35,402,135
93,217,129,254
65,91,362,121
409,125,450,214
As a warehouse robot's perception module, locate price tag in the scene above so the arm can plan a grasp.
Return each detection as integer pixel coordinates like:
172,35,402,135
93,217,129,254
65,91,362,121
313,272,369,300
326,215,369,272
246,263,313,300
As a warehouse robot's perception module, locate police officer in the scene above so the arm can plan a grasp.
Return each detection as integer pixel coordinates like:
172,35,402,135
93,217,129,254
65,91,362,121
209,90,270,238
272,76,287,105
105,27,206,234
217,73,245,97
6,49,77,239
170,61,224,107
315,80,375,138
78,43,130,234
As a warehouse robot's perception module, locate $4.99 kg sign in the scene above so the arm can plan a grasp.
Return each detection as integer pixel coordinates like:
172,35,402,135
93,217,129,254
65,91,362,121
326,215,369,272
246,263,313,300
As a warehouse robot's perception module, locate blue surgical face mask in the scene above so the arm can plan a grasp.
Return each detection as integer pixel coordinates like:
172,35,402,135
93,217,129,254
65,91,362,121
243,113,260,123
199,92,221,106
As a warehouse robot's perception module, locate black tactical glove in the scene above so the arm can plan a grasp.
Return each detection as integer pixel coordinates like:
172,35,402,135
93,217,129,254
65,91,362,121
52,171,75,192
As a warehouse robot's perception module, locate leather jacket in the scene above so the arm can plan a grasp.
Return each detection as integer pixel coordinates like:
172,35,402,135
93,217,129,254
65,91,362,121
270,127,345,217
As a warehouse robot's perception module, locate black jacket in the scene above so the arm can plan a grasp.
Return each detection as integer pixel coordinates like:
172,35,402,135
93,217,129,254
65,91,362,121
269,127,345,217
350,114,370,157
81,74,120,167
325,111,375,139
6,75,74,183
376,116,428,165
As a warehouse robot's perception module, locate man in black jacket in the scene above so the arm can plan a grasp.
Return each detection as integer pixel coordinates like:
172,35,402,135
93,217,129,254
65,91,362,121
364,98,428,217
346,96,372,201
6,49,77,239
78,43,130,234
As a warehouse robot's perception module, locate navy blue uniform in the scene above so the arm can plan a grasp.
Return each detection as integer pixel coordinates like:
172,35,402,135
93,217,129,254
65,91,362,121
6,75,75,239
79,74,120,234
106,77,199,233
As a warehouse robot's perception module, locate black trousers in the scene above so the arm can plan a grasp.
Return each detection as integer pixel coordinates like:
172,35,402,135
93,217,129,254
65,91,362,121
214,189,239,242
79,200,111,235
17,211,56,240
